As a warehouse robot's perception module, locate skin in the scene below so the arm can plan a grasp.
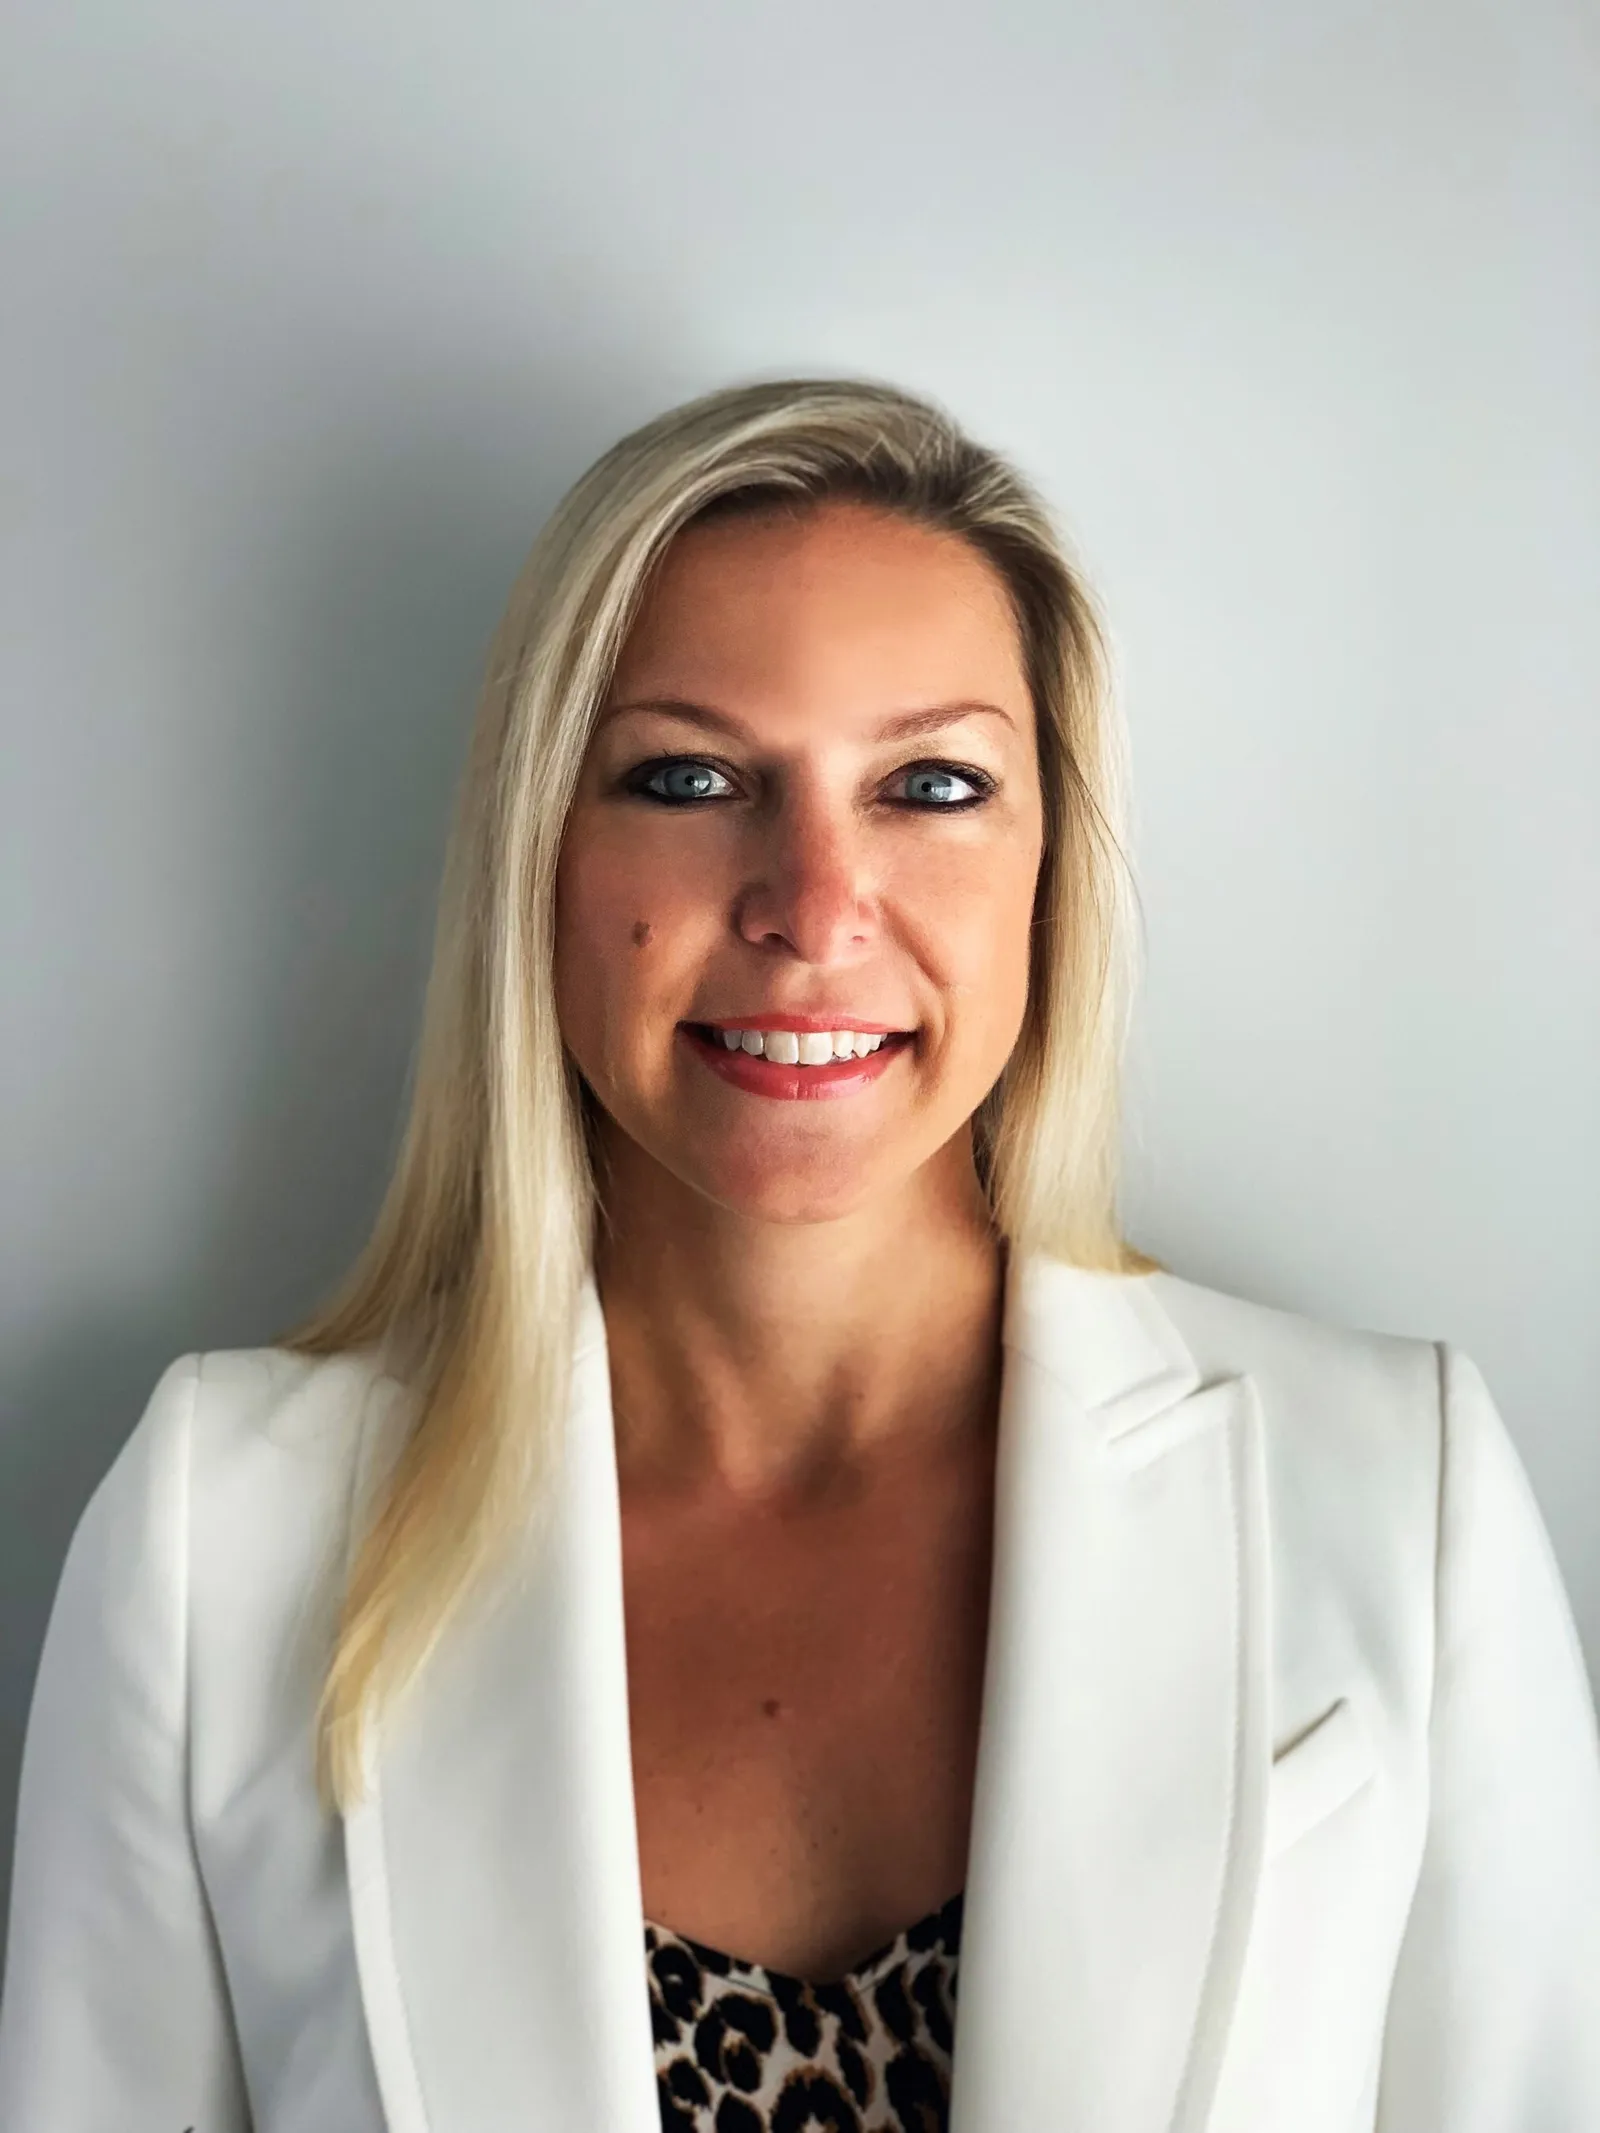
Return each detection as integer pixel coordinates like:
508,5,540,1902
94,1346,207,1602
552,496,1046,1980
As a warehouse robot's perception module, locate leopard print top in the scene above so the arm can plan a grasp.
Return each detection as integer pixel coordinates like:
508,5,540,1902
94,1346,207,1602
646,1890,963,2132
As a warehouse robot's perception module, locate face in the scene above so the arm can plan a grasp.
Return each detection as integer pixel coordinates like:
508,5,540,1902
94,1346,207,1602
553,497,1045,1227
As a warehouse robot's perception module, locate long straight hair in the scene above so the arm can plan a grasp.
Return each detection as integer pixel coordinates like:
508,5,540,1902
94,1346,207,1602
277,376,1157,1815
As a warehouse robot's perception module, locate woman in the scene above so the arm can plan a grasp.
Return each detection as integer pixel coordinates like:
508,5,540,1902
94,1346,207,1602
2,377,1598,2133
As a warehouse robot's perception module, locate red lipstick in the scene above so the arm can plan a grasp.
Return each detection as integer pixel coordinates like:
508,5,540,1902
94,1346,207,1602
678,1023,914,1101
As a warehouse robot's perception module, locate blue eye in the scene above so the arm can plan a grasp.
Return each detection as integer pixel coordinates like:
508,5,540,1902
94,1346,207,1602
632,760,735,804
897,764,991,807
623,756,995,810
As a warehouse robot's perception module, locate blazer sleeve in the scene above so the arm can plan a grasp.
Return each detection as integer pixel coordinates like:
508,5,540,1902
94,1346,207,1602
0,1354,253,2130
1375,1342,1600,2132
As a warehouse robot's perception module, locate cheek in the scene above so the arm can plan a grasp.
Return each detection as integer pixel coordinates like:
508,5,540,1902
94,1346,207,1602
553,821,709,1035
557,824,668,968
909,842,1038,1021
553,837,627,1051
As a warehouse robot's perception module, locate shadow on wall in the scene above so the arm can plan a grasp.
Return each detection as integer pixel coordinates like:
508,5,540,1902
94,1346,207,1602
0,338,674,1955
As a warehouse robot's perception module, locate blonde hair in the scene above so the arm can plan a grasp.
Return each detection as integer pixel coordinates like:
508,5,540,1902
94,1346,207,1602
278,374,1157,1815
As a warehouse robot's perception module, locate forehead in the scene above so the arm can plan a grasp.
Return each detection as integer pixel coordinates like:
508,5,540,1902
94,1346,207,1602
608,498,1030,710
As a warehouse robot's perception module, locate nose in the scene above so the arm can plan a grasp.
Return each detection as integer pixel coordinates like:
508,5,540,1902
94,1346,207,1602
732,789,879,962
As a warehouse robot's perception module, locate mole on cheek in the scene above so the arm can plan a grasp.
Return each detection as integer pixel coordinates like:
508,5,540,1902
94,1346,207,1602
761,1698,783,1719
631,920,652,948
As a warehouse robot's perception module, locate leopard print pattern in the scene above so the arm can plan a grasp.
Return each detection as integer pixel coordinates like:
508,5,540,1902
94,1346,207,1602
647,1890,962,2133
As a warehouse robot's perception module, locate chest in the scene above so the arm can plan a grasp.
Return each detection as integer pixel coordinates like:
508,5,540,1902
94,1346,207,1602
619,1444,995,1977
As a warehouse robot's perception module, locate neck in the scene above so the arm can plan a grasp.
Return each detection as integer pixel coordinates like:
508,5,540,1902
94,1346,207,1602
591,1128,1007,1503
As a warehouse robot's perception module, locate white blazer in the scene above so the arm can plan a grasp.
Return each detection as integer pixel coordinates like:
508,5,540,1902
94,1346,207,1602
3,1256,1600,2133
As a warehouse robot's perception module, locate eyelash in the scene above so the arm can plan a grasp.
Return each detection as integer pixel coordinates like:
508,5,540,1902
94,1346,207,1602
623,756,998,812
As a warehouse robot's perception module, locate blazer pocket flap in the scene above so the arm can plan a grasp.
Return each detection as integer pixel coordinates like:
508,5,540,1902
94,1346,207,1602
1264,1695,1376,1860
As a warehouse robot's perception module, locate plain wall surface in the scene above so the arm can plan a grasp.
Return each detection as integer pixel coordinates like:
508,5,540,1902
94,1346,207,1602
3,0,1596,1959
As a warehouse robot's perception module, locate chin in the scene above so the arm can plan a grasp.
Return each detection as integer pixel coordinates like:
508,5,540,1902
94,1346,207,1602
692,1147,907,1228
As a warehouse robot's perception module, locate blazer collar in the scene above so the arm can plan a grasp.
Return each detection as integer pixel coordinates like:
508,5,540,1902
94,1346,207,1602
344,1252,1273,2133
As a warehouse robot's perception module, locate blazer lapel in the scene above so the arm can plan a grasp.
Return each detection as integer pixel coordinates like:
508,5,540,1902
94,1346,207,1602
343,1254,1272,2133
949,1258,1273,2133
343,1275,659,2133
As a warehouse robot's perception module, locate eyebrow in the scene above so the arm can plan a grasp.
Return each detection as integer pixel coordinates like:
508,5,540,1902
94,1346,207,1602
598,696,1017,742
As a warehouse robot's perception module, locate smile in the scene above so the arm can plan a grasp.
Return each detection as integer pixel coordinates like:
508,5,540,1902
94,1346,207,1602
679,1023,914,1100
707,1026,893,1064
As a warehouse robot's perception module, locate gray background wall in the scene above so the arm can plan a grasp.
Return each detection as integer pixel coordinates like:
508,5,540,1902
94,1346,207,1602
4,0,1596,1955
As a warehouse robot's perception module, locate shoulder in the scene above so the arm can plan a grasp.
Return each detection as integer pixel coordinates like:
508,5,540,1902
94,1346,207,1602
1135,1270,1559,1624
183,1341,412,1484
100,1342,407,1499
33,1345,417,1766
63,1343,414,1632
1144,1267,1440,1406
1139,1267,1449,1508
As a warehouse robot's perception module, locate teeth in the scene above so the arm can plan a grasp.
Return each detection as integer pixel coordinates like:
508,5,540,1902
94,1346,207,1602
715,1027,891,1063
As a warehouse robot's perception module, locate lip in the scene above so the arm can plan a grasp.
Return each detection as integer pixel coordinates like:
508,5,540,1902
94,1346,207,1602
679,1022,914,1101
693,1014,910,1035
